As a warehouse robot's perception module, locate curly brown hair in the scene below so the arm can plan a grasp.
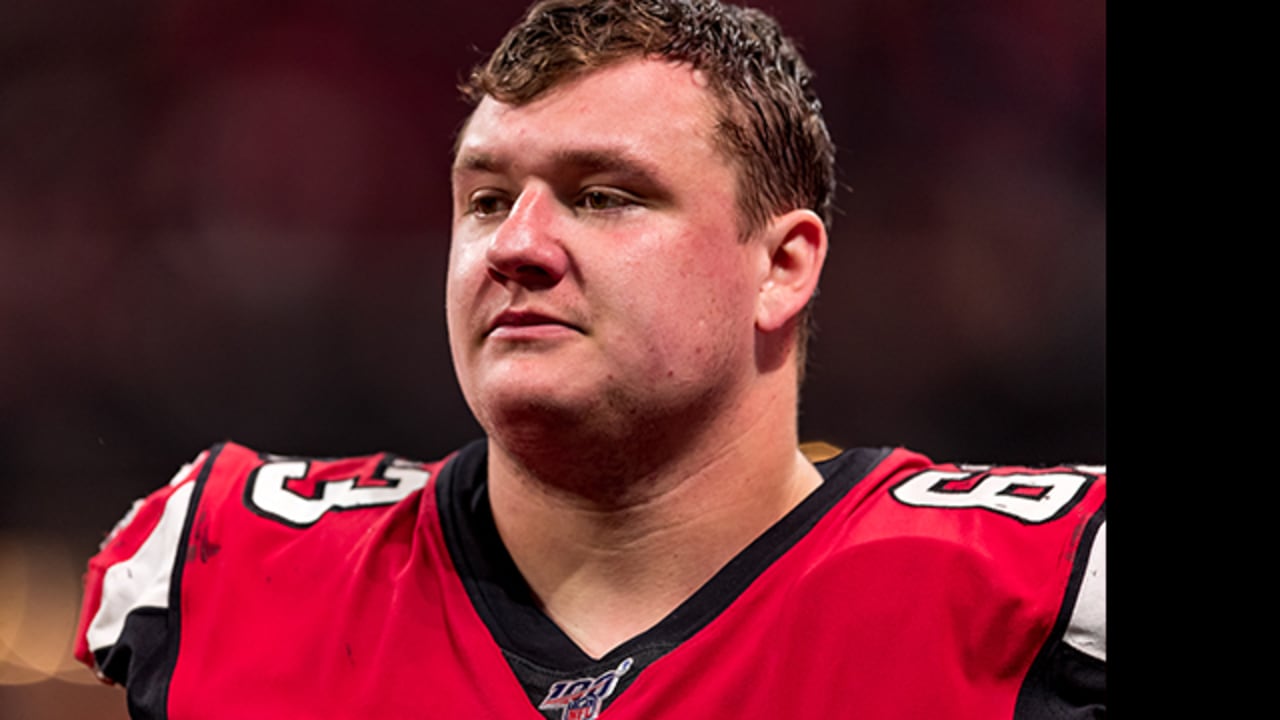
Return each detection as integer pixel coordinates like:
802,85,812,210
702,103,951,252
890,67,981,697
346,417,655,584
459,0,836,239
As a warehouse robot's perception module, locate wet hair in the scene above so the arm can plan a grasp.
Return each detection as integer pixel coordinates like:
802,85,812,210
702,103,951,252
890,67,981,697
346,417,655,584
460,0,835,238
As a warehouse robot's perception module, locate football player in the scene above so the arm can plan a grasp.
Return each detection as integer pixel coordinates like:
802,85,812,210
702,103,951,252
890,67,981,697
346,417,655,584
75,1,1105,718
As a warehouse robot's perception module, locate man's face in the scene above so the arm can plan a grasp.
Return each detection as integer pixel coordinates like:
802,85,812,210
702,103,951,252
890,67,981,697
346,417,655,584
447,58,764,439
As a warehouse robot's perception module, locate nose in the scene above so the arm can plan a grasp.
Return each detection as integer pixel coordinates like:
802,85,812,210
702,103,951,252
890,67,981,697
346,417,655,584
486,185,568,289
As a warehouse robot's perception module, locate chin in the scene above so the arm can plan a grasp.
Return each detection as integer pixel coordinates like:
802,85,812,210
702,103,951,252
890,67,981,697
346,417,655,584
472,382,596,432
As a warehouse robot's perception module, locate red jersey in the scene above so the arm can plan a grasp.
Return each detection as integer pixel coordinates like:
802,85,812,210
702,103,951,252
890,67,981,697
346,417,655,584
76,440,1106,719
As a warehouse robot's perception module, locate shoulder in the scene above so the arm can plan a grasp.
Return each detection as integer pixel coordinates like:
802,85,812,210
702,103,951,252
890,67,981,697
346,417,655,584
829,447,1106,601
202,441,446,529
818,447,1105,542
813,448,1105,647
876,449,1104,524
137,440,460,563
816,447,1106,716
74,440,457,686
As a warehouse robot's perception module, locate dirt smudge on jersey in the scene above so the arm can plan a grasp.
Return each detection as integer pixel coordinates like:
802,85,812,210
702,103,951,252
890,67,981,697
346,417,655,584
188,512,222,563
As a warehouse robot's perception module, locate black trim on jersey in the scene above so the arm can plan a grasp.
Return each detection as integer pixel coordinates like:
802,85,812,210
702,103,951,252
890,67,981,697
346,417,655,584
127,441,224,720
94,608,168,718
93,444,226,719
1013,502,1107,719
436,440,892,718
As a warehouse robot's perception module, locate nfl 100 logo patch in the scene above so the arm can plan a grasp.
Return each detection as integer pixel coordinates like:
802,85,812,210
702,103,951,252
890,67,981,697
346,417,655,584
538,658,634,720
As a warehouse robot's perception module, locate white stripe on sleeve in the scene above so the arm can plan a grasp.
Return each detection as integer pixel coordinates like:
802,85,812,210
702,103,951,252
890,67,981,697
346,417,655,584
1063,520,1106,661
86,481,196,654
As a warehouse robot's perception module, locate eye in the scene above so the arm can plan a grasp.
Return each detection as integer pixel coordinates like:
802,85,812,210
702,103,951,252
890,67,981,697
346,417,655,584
576,189,638,212
466,191,512,218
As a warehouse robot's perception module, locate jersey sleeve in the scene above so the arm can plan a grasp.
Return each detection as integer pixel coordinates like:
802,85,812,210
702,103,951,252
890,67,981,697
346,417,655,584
1015,471,1106,719
74,448,211,687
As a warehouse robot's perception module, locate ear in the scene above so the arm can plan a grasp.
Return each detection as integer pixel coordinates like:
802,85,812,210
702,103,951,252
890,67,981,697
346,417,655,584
755,209,828,333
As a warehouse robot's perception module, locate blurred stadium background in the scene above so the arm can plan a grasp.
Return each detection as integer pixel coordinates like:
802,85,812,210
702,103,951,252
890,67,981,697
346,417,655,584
0,0,1104,716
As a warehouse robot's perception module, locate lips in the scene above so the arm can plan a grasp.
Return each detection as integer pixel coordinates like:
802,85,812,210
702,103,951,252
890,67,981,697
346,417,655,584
485,309,582,337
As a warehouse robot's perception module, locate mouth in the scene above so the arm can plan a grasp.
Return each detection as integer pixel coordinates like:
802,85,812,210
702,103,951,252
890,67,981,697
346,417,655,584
485,309,582,338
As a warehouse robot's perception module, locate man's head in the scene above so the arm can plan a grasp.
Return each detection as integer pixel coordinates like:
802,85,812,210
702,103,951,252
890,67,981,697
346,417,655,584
458,0,834,387
446,0,830,461
460,0,836,238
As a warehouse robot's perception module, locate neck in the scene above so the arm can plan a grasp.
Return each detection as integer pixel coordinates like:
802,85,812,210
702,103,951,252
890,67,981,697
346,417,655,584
485,379,821,659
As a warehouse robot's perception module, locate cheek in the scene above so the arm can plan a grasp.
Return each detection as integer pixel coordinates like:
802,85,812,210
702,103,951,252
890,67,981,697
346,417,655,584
443,269,463,337
622,247,755,360
445,238,484,307
679,244,756,316
444,242,485,361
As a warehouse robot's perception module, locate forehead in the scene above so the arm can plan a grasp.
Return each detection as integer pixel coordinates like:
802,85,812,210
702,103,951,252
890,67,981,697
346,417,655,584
453,58,726,179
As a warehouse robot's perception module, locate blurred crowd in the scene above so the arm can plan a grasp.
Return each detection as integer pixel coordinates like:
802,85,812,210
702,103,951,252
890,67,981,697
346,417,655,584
1,0,1103,716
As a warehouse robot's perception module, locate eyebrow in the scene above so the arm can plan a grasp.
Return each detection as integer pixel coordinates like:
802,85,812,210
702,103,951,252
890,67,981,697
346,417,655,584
452,148,666,189
453,152,502,175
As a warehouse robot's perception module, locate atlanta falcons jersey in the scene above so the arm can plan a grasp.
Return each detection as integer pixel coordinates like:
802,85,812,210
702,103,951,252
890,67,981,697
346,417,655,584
76,439,1106,719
